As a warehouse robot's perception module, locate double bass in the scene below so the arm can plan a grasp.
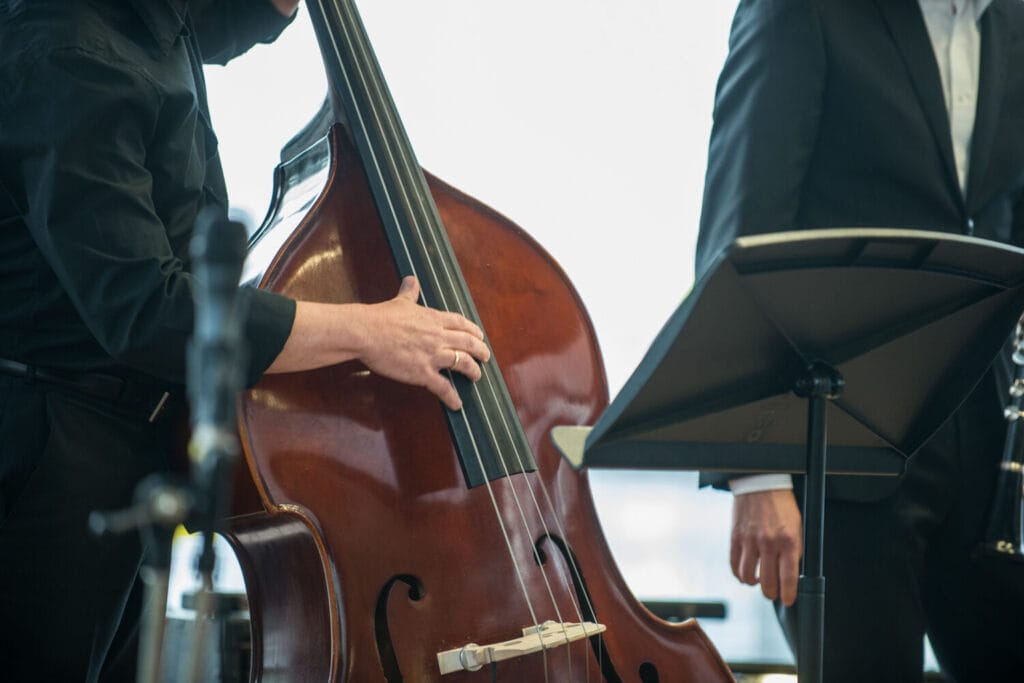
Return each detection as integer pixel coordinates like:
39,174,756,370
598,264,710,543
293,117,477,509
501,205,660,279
226,1,734,680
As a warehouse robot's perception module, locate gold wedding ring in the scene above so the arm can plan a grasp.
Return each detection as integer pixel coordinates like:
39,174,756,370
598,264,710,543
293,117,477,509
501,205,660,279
449,350,460,371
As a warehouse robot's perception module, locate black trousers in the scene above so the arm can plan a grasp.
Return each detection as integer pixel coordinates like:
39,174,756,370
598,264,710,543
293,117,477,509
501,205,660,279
0,374,173,682
778,375,1024,682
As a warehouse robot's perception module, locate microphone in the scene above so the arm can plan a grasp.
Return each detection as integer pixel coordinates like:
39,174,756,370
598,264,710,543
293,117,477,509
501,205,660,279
88,208,252,683
183,208,251,683
187,207,249,438
186,207,249,575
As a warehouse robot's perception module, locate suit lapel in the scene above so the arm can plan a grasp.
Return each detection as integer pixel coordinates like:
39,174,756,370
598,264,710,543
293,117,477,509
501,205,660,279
875,0,961,202
966,2,1007,212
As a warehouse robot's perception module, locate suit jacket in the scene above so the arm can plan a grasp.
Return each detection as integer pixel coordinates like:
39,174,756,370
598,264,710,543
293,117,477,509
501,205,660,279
696,0,1024,499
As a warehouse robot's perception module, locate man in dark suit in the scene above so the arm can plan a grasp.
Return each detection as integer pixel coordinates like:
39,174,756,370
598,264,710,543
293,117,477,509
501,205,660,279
697,1,1024,680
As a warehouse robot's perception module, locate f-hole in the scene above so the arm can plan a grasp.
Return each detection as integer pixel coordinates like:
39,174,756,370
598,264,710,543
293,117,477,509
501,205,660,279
639,661,660,682
539,534,624,683
374,574,424,682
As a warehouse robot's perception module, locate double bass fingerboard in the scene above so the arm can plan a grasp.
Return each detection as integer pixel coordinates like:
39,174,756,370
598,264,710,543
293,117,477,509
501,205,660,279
307,0,537,487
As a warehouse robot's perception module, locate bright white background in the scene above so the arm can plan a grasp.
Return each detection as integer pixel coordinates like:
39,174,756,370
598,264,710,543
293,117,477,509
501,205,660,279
199,1,798,666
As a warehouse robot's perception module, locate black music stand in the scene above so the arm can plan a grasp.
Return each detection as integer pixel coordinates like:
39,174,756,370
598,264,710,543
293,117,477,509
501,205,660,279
553,229,1024,683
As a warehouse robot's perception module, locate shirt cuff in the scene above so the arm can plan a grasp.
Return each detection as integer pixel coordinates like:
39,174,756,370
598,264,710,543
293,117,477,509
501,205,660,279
243,287,296,386
729,474,794,495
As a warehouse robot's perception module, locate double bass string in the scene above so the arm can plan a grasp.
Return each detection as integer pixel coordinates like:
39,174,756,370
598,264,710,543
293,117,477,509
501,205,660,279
320,0,563,626
313,0,558,676
327,0,591,650
328,1,607,676
318,0,608,678
323,3,567,676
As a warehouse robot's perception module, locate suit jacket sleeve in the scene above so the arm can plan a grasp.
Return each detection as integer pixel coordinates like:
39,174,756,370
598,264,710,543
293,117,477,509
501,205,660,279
695,0,827,489
694,0,828,278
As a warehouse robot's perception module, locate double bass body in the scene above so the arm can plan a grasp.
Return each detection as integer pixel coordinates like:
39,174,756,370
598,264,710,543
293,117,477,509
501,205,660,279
225,3,733,681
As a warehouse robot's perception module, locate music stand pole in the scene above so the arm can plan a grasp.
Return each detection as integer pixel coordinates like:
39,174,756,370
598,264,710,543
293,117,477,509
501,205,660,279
793,362,844,683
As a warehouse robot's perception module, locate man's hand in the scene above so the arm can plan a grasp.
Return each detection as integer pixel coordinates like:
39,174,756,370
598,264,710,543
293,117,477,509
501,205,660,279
266,276,491,411
731,489,803,606
355,276,490,411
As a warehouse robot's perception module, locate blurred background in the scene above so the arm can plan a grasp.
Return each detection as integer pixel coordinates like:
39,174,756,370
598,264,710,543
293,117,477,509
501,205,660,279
179,1,799,674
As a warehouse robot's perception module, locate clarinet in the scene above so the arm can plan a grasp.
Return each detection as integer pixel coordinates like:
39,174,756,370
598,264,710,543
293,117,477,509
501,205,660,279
977,313,1024,562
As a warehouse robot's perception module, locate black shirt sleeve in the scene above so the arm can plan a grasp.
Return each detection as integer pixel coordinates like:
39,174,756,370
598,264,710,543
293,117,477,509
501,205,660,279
192,0,298,66
6,46,294,385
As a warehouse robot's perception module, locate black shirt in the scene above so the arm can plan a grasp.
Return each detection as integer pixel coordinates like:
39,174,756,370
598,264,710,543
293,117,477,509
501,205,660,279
0,0,297,386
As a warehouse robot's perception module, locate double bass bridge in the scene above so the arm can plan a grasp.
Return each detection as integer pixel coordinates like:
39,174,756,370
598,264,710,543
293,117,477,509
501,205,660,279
436,620,607,675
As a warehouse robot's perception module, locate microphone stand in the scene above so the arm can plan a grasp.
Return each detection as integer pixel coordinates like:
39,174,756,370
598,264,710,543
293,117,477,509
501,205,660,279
182,209,250,683
90,208,249,683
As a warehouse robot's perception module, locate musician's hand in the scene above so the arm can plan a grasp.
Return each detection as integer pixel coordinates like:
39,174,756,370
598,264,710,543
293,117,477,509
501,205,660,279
357,276,490,410
267,276,490,411
731,489,803,606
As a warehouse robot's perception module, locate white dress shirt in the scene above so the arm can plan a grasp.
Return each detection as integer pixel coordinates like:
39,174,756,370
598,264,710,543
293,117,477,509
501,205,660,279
919,0,991,191
729,0,992,496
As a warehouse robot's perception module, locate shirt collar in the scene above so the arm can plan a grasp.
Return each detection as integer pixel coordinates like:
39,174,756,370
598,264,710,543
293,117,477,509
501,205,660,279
973,0,995,22
129,0,188,54
921,0,995,22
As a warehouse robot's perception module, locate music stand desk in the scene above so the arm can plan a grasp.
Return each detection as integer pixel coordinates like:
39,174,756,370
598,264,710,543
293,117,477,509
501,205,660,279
554,229,1024,683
